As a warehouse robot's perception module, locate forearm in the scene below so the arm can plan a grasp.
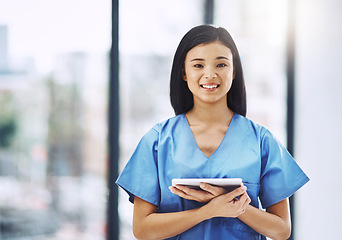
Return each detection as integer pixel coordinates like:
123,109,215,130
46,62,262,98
134,186,249,240
133,205,211,240
238,203,291,240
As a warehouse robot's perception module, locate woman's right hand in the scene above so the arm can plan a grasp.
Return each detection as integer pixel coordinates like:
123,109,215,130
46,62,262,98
203,185,251,219
132,185,250,239
169,182,228,202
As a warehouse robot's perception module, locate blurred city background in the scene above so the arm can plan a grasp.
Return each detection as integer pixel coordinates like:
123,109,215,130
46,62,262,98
0,0,341,239
0,0,110,239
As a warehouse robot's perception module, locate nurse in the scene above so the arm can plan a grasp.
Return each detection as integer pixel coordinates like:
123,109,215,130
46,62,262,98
116,25,309,240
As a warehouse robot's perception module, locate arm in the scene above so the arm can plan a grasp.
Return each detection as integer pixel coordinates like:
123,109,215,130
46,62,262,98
171,184,291,240
238,198,291,240
133,186,249,240
133,197,206,240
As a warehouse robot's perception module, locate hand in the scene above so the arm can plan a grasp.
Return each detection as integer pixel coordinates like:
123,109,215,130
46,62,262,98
205,185,251,219
169,183,229,203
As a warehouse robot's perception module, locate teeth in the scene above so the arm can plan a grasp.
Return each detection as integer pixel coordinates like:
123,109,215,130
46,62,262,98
201,85,218,89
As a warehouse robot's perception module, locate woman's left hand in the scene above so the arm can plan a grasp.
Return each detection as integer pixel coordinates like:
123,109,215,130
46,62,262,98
169,183,229,202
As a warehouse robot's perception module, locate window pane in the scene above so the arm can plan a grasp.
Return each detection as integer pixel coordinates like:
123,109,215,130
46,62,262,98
215,0,288,143
119,0,204,239
0,1,111,239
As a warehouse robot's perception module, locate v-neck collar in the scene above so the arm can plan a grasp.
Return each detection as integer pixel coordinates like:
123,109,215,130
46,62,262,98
182,113,236,159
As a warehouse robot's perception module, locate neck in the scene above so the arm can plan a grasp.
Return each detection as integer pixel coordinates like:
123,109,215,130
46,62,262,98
186,100,234,125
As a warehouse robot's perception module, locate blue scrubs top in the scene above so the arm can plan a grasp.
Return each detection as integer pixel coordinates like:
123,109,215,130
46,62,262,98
116,113,309,240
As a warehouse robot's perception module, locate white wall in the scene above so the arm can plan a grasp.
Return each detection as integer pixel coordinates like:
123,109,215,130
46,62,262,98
295,0,342,239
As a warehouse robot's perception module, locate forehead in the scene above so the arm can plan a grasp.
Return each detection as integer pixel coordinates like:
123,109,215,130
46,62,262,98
186,41,233,59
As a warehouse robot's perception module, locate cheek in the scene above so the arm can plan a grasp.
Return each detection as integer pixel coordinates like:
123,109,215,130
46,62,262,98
185,72,201,83
186,79,197,91
221,75,234,89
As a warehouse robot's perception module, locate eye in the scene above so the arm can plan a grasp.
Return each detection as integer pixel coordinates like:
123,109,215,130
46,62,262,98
217,63,227,68
193,64,204,68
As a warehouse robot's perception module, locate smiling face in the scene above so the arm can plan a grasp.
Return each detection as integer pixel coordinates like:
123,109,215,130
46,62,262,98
183,41,235,108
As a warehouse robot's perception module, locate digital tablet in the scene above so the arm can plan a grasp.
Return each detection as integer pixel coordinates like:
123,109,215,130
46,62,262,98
172,178,242,192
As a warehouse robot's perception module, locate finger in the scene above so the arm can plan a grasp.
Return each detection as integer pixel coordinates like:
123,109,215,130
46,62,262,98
169,186,186,195
238,192,251,208
238,192,248,204
240,193,251,213
200,183,226,196
174,185,213,202
174,185,199,195
243,192,251,205
170,185,208,201
169,186,194,200
224,185,247,201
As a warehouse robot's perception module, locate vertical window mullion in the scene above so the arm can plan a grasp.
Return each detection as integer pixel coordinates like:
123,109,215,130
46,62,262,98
286,0,296,239
108,0,120,239
204,0,215,24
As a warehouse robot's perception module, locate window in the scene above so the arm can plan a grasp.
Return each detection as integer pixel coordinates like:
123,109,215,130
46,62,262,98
215,0,288,142
0,1,111,239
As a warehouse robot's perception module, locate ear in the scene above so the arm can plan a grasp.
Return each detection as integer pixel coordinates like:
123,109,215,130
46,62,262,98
182,69,187,81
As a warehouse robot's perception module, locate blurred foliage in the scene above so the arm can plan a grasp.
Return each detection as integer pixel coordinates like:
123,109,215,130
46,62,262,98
0,92,18,148
46,77,83,177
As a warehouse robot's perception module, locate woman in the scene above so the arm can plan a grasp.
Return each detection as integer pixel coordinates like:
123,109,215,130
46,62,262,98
116,25,309,240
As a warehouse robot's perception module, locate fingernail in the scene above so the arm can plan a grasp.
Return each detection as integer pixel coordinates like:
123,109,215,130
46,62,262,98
200,183,206,188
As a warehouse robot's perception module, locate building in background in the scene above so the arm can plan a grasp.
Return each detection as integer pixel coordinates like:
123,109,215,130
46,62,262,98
0,2,110,237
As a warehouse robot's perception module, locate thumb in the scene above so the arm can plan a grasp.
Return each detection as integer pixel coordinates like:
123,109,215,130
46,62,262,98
224,185,247,201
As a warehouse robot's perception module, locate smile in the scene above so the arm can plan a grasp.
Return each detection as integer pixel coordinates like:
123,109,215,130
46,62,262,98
200,84,219,89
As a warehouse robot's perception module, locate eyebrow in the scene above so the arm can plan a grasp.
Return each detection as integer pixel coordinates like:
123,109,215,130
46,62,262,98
190,56,230,62
217,56,230,60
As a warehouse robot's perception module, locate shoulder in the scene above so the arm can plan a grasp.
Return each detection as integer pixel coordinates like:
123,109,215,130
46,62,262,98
151,114,185,135
138,114,184,146
234,114,283,151
233,113,269,139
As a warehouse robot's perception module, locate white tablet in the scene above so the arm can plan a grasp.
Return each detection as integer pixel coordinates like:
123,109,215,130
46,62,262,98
172,178,242,192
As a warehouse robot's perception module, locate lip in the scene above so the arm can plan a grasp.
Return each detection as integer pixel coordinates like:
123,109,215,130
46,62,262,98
200,83,220,91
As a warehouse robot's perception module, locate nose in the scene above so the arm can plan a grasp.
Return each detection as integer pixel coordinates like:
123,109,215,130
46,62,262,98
204,67,217,79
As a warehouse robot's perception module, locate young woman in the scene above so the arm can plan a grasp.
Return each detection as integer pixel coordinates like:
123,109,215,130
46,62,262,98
116,25,309,240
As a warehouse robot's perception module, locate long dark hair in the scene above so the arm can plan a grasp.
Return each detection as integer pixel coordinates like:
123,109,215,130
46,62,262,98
170,25,246,116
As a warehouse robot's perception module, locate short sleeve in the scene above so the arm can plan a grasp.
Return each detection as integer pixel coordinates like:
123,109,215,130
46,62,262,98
116,127,160,206
259,129,309,209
